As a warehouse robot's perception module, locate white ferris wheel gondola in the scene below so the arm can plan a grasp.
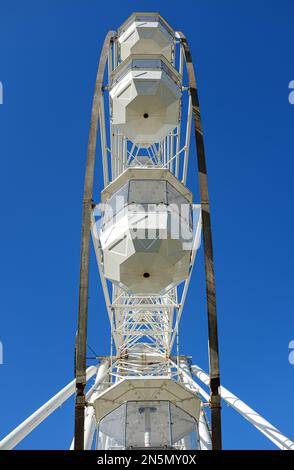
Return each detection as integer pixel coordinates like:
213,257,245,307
0,12,293,452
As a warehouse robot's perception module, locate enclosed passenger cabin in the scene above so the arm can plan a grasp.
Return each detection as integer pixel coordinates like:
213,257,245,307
94,378,201,450
97,168,197,295
110,55,181,146
118,12,174,62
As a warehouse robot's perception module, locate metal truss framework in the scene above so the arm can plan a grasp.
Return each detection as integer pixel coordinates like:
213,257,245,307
1,359,293,450
1,21,293,452
73,26,223,450
71,26,293,450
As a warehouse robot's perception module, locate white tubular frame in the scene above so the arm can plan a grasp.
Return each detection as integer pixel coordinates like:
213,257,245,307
191,364,294,450
2,19,293,451
91,31,198,375
0,366,98,450
176,359,211,450
198,409,212,451
89,31,197,389
70,359,110,450
91,31,293,451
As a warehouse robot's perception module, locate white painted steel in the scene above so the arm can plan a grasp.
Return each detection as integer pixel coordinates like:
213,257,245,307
191,364,294,450
170,206,202,351
110,55,181,146
177,359,211,450
3,13,293,452
93,376,201,424
99,208,193,294
0,366,97,450
173,359,210,402
118,13,174,62
70,360,110,450
198,409,212,450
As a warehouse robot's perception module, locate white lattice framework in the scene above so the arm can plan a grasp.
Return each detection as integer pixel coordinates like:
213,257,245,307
90,29,199,383
0,15,293,452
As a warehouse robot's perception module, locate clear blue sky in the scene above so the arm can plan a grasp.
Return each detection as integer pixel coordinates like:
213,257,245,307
0,0,293,450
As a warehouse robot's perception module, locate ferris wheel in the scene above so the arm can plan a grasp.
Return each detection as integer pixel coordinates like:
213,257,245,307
0,12,293,451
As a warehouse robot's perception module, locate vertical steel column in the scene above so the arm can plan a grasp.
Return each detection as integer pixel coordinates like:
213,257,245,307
178,32,222,450
198,408,212,450
74,32,113,450
0,366,97,450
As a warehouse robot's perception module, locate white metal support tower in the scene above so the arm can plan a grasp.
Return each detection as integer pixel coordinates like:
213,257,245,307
0,12,293,451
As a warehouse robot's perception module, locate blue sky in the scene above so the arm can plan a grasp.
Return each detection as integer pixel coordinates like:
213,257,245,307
0,0,293,450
